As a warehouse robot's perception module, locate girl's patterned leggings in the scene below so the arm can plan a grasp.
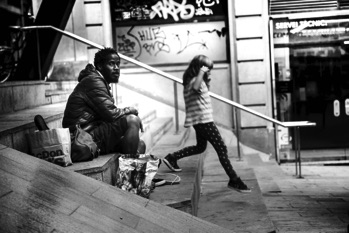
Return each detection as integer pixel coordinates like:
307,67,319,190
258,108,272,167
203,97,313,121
170,122,238,180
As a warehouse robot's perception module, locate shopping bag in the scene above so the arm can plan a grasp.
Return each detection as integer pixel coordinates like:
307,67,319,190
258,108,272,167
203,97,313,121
116,154,160,198
27,128,73,167
71,124,99,162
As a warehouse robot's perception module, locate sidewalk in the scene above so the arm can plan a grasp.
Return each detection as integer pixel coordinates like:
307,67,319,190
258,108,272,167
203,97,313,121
267,163,349,232
198,141,349,233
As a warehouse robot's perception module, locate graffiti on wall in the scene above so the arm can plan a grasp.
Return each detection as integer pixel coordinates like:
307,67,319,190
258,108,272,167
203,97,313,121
110,0,224,22
116,21,227,65
150,0,221,21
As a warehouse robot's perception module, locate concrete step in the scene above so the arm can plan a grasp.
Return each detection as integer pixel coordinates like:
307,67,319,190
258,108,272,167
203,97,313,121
0,102,66,153
0,81,48,114
149,127,204,215
66,153,120,185
45,80,78,90
142,116,173,150
45,89,72,104
279,148,349,164
198,148,276,233
0,145,233,233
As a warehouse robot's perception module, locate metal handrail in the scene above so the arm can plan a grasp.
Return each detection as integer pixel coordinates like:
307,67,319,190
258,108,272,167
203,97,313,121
14,25,316,178
14,25,315,127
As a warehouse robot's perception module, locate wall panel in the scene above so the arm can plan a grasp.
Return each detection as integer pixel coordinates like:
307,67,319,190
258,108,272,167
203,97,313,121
238,62,266,83
236,39,265,61
236,17,263,38
239,84,266,105
235,0,263,16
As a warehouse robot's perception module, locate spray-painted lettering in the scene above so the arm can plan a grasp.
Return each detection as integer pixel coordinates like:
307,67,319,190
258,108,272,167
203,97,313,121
139,27,170,55
116,22,227,64
196,0,220,7
150,0,195,21
195,7,213,16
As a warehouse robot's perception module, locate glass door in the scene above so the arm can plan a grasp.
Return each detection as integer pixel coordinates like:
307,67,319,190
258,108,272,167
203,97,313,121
290,45,349,148
273,16,349,149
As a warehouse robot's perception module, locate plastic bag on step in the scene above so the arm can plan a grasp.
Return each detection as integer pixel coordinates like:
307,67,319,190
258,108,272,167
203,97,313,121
116,154,160,198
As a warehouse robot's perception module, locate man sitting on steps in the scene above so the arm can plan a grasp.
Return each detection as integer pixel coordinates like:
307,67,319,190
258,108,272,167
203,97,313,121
62,47,145,155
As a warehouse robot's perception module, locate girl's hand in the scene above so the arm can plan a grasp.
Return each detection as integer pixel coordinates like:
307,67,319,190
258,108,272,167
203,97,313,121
200,66,210,73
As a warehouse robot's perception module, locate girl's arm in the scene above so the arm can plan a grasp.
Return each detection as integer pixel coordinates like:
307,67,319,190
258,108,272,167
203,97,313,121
192,66,209,91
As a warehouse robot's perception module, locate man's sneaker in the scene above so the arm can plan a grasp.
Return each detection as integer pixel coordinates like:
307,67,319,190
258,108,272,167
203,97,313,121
163,155,182,172
227,177,251,193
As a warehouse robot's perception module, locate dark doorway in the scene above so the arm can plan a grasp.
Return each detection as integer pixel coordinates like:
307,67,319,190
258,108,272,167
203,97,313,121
290,45,349,149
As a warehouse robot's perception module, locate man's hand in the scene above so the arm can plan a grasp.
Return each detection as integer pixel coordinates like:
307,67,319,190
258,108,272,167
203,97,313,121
124,107,143,132
125,106,138,116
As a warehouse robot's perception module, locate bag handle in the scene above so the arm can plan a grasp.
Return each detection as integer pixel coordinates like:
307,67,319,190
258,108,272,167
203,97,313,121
154,172,181,185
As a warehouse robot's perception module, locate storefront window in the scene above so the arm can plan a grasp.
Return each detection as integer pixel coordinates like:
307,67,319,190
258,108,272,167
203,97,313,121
273,16,349,150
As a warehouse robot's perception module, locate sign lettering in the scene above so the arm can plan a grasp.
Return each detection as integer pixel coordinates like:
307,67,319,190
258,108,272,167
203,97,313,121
275,20,327,30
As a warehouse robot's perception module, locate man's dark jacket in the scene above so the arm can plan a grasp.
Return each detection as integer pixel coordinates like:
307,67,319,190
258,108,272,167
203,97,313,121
62,64,126,131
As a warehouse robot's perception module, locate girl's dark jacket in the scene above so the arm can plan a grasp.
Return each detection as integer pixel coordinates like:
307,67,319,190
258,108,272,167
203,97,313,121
62,64,127,132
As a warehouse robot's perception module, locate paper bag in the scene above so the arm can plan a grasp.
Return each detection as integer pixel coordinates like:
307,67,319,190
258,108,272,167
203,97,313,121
28,128,73,167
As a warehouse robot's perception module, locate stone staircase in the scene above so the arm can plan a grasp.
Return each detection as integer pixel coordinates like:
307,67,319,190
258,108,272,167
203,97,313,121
0,80,198,213
0,145,233,233
0,80,277,232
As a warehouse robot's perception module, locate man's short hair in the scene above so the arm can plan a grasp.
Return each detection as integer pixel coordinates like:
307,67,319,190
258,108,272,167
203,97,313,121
94,47,119,67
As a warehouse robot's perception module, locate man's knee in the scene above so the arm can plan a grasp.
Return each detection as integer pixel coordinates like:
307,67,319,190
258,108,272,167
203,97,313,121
125,114,141,128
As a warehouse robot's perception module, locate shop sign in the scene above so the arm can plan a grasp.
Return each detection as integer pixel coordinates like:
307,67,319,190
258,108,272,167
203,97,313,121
273,17,349,44
275,19,327,30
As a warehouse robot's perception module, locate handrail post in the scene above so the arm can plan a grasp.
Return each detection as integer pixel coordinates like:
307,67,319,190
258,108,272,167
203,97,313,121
173,81,179,134
294,126,303,178
234,108,242,161
35,28,42,80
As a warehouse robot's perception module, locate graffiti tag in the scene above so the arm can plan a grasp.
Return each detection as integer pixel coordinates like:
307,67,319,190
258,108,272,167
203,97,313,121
195,0,220,7
139,27,171,56
150,0,195,21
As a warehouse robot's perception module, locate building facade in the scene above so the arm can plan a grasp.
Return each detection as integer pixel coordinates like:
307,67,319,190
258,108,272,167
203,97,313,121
49,0,349,160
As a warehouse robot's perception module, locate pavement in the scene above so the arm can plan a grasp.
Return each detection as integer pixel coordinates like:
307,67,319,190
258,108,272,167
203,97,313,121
197,132,349,233
153,126,349,233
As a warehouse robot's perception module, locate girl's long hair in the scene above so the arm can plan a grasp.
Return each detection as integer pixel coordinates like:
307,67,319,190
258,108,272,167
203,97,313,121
183,55,214,87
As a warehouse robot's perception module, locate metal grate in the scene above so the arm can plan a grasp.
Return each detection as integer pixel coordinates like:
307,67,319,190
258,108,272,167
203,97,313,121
269,0,339,15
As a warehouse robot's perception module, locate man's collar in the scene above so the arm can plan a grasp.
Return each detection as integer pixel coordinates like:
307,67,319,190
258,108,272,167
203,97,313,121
96,69,103,78
95,68,111,89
